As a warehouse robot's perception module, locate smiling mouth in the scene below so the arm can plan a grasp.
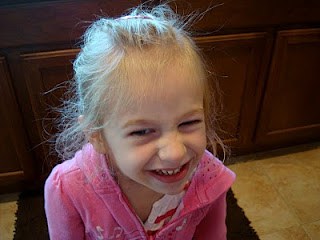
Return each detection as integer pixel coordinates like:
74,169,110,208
154,167,182,176
149,162,190,183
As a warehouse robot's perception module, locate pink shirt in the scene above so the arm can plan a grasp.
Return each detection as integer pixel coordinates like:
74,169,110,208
45,144,235,239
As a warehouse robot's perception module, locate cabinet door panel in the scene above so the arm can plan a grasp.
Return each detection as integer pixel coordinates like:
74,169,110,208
0,59,21,173
256,28,320,146
21,49,78,175
0,57,34,193
196,33,271,153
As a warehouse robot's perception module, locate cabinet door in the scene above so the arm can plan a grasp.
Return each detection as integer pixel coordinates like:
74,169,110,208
195,32,272,154
255,28,320,147
0,57,35,193
21,49,78,177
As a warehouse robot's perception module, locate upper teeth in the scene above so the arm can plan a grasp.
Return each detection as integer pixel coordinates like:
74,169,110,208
155,168,181,176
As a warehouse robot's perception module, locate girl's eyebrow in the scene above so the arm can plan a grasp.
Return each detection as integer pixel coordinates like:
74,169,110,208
181,108,204,118
122,108,204,129
122,119,155,129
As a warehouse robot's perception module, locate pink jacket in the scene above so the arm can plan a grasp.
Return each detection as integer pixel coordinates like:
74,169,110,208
45,144,235,240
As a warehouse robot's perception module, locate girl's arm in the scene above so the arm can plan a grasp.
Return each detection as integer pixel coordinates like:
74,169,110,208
44,170,85,240
193,192,228,240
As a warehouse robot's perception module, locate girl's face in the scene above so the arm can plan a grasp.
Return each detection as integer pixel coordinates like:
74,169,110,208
96,65,207,195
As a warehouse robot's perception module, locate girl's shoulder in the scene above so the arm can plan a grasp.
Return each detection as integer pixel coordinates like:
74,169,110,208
47,143,118,196
45,153,83,191
191,150,236,197
45,143,109,188
198,150,228,175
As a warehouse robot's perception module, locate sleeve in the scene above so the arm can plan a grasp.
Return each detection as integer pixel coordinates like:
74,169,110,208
193,191,228,240
44,168,85,240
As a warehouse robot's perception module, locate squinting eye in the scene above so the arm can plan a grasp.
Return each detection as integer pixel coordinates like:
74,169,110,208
179,120,203,127
130,129,154,137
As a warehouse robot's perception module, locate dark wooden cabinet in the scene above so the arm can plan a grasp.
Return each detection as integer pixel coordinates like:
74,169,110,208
0,0,319,193
21,49,79,177
0,0,141,193
0,57,35,193
255,28,320,148
196,32,273,154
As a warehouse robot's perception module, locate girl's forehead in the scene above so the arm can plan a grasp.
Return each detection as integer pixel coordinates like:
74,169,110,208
105,46,206,119
122,48,205,89
126,58,203,96
110,66,204,117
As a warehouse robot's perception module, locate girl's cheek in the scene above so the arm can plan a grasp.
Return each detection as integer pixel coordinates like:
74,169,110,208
196,134,208,154
191,130,207,143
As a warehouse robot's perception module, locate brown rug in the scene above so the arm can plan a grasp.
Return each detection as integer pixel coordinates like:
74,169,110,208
14,189,259,239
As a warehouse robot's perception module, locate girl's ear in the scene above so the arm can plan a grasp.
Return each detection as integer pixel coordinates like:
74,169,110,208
78,115,107,154
88,131,108,154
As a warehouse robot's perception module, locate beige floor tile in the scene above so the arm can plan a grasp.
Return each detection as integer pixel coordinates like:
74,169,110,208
229,162,299,235
0,211,16,240
303,220,320,240
259,225,310,240
0,193,19,240
254,149,320,224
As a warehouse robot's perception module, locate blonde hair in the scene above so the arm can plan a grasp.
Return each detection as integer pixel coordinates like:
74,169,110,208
54,3,226,161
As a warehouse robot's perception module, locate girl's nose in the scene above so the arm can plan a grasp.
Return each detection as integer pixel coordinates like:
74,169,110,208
158,133,186,165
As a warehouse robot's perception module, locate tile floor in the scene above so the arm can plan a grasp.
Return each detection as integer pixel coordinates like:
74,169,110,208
0,143,319,240
228,142,320,240
0,193,18,240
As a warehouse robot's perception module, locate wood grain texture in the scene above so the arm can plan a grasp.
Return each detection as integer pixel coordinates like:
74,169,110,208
255,28,320,147
0,57,35,193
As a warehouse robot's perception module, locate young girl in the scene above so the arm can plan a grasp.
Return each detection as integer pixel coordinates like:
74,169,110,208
45,4,235,240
